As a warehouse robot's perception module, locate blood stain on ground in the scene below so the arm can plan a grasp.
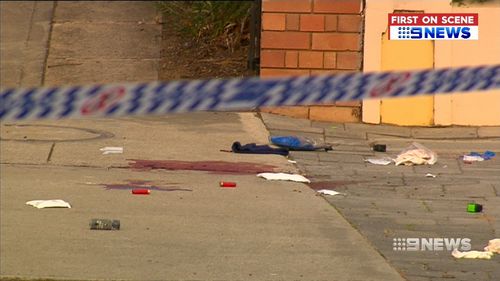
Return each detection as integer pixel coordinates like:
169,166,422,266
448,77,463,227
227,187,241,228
128,159,277,174
100,179,192,192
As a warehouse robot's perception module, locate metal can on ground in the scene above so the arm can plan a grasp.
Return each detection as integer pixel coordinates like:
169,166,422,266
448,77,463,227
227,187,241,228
132,189,150,195
220,181,237,188
373,144,387,152
90,219,120,230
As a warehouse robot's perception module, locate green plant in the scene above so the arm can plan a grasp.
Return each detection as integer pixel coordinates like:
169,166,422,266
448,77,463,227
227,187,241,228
157,1,252,52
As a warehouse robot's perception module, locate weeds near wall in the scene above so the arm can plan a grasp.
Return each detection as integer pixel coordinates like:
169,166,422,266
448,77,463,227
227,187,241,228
157,1,252,52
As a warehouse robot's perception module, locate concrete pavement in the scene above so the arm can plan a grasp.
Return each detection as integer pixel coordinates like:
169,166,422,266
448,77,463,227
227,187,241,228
0,1,54,87
261,113,500,281
44,1,161,85
1,113,404,281
1,2,404,280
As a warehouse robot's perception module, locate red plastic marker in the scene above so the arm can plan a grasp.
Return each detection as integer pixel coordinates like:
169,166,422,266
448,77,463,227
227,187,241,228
132,189,150,195
220,181,236,188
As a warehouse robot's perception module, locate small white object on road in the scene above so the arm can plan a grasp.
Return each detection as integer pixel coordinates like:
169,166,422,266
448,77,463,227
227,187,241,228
463,155,484,162
100,147,123,155
425,173,437,178
26,199,71,209
451,249,494,259
365,157,393,165
257,173,310,183
317,189,344,196
288,160,297,164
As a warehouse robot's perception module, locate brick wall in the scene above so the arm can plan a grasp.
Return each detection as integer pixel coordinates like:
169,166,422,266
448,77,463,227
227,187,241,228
260,0,364,122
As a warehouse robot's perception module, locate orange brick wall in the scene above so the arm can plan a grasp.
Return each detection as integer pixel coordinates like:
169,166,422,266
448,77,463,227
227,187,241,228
260,0,364,122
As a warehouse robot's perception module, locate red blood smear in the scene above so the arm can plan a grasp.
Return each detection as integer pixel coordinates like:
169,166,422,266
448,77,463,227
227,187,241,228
128,180,153,185
128,160,277,174
220,181,237,188
101,180,192,192
132,189,150,195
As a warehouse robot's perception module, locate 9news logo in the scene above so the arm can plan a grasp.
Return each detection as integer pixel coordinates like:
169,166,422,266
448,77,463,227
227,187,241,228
389,13,478,40
395,26,472,40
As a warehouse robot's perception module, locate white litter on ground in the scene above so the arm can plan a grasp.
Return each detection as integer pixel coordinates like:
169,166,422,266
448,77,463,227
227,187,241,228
316,189,344,196
425,173,437,178
452,249,494,259
257,173,310,183
100,147,123,155
484,238,500,254
452,238,500,259
365,157,393,165
463,155,484,162
395,142,437,166
26,199,71,209
287,160,297,164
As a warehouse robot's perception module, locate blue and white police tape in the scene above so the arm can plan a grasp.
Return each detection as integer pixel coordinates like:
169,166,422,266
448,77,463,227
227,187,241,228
1,64,499,122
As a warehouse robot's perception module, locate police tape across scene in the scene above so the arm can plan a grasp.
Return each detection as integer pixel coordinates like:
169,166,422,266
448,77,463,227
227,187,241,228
1,65,499,122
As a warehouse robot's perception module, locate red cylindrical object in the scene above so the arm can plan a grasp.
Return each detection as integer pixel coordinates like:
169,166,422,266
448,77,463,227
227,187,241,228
220,181,236,188
132,189,150,195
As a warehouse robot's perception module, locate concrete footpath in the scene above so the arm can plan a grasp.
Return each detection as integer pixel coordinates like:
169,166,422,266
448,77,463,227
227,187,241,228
0,1,54,87
262,113,500,281
2,113,409,281
1,2,404,281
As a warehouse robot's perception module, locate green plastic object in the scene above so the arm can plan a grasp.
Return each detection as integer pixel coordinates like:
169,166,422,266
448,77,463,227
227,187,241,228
467,203,483,213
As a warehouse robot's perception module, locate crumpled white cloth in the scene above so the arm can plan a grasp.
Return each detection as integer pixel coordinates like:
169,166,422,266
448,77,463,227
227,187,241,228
100,147,123,155
317,189,344,196
484,238,500,254
395,142,437,166
452,238,500,259
257,173,310,183
452,249,494,259
26,199,71,209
